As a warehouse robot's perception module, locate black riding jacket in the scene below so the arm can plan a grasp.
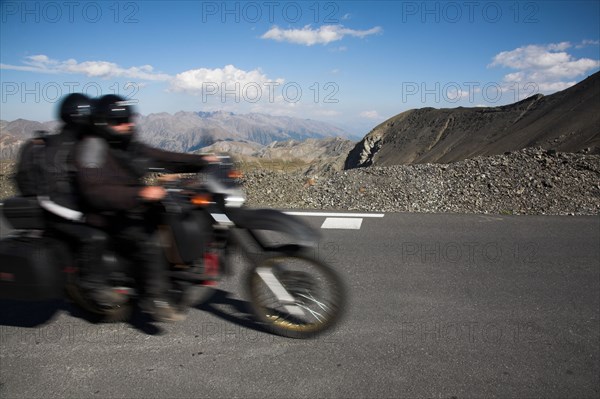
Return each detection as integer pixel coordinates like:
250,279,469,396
74,132,209,226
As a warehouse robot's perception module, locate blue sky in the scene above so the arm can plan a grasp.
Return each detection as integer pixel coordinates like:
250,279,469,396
1,0,599,134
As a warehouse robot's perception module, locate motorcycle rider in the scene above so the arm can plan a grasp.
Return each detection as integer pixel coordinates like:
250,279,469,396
38,93,123,310
74,94,217,322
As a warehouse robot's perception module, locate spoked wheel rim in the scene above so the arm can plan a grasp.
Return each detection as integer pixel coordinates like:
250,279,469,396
247,252,346,338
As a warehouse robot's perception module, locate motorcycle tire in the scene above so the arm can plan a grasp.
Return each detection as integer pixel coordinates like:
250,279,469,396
65,279,133,323
245,248,346,339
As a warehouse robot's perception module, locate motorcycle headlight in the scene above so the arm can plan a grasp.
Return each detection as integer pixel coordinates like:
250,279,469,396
225,195,245,208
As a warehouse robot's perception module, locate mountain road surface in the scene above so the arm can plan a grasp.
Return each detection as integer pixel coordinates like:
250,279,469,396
1,211,599,398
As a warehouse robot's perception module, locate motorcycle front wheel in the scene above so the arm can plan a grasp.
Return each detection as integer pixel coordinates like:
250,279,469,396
245,248,346,339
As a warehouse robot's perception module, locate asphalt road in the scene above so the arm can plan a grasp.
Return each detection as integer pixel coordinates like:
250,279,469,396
1,211,599,398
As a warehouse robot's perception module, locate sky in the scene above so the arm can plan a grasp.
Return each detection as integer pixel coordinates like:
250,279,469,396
1,0,599,135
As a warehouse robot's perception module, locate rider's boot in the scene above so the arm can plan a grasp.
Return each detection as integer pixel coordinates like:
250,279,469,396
77,229,128,309
139,297,186,322
87,287,128,310
135,234,186,322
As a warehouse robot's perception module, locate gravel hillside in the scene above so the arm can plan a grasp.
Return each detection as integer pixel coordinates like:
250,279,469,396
1,148,599,215
241,148,600,215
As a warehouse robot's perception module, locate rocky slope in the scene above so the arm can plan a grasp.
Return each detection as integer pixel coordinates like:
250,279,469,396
241,148,600,215
1,148,598,215
194,137,356,174
345,72,600,168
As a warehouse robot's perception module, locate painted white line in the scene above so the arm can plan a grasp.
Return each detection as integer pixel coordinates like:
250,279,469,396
285,211,384,218
321,217,363,230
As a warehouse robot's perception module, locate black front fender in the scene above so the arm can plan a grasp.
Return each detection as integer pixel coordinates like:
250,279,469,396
227,208,320,248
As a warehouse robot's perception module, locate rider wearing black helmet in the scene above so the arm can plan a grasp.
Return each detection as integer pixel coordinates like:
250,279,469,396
58,92,93,126
91,94,138,146
74,94,216,322
38,93,123,311
43,93,93,209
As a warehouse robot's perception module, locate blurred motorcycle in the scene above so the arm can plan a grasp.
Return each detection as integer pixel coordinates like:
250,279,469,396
0,156,346,338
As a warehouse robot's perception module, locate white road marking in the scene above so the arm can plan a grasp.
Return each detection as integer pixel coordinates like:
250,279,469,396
321,217,363,229
285,211,384,218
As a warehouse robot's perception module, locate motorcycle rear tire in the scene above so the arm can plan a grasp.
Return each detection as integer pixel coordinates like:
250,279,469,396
65,280,133,323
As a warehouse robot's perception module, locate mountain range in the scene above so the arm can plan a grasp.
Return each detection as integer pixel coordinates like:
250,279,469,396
0,112,353,160
344,71,600,168
136,111,355,152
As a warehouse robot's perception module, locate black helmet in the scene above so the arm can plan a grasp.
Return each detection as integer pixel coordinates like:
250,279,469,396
92,94,138,147
58,93,92,125
93,94,136,126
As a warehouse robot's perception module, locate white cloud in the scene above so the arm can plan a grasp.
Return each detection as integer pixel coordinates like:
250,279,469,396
169,65,284,96
1,56,285,103
489,42,600,94
261,24,382,46
360,110,380,119
23,54,57,67
1,55,341,117
490,42,578,72
329,46,348,53
2,55,171,81
445,88,470,101
575,39,600,49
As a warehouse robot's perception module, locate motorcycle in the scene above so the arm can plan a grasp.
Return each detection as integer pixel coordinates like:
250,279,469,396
0,156,346,338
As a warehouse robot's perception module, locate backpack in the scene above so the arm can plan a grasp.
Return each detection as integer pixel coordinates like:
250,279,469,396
14,130,50,197
14,128,80,209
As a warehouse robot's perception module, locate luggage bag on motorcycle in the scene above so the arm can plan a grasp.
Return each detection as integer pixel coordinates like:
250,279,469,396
1,197,65,301
0,235,66,301
161,210,213,264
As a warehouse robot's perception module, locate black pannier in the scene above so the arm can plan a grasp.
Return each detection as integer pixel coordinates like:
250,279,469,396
1,197,68,301
0,235,67,301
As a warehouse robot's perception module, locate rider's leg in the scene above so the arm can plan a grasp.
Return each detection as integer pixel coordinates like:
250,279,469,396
110,216,185,322
49,217,125,308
